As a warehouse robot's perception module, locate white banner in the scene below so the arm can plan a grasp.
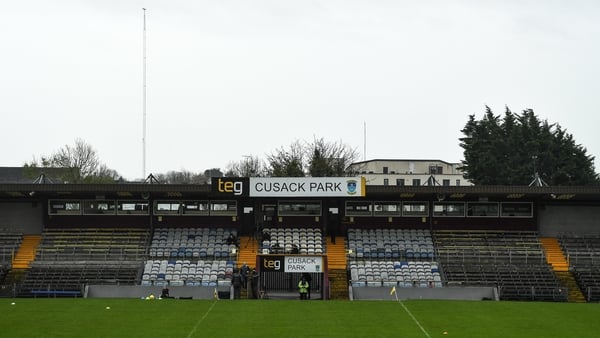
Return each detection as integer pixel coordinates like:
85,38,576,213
249,177,365,197
284,256,323,273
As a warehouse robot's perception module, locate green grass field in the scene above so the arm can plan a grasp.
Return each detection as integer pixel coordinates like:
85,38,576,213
2,298,599,338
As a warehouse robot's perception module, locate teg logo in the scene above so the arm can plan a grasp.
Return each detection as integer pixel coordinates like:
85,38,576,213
263,258,281,270
217,178,243,196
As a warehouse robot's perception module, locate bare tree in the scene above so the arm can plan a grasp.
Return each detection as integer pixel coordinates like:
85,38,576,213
266,140,305,177
154,170,208,184
50,138,99,178
225,155,268,177
307,137,360,177
24,138,120,183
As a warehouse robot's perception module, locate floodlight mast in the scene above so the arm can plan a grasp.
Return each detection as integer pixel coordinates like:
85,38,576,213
142,8,147,180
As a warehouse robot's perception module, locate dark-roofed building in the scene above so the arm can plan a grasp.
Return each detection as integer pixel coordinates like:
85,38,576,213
0,167,73,184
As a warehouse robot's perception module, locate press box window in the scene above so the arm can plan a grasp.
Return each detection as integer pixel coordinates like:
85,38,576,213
433,202,465,217
117,201,149,215
501,202,533,218
210,201,237,216
278,201,322,216
154,201,182,215
49,200,81,215
374,202,401,216
84,200,116,215
345,201,372,216
402,202,428,217
467,202,499,217
182,201,210,215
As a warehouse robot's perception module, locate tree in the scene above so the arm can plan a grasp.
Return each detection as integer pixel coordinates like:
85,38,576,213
204,168,223,179
459,107,599,185
307,137,360,177
24,138,121,183
266,140,305,177
154,170,208,184
225,156,268,177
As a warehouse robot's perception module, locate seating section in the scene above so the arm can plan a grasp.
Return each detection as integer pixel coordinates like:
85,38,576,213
9,223,600,302
347,228,434,260
36,228,149,261
260,228,323,255
0,229,23,266
349,260,442,288
18,227,149,297
435,230,565,301
149,227,237,259
20,265,138,296
141,259,235,287
0,265,6,284
348,228,438,288
435,230,545,265
560,235,600,301
142,227,237,286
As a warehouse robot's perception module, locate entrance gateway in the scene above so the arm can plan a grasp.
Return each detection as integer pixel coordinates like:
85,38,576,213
257,255,328,300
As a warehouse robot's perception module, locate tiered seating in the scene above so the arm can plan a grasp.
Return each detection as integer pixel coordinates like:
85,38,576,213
435,230,545,265
348,228,439,288
435,230,565,301
19,227,149,297
142,227,237,287
560,235,600,301
347,228,434,260
0,265,6,284
560,235,600,266
21,265,138,296
349,260,442,288
149,227,237,259
36,228,149,261
0,229,23,266
141,259,235,287
260,228,324,255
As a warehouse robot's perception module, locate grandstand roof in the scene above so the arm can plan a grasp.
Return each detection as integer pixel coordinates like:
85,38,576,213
0,183,599,202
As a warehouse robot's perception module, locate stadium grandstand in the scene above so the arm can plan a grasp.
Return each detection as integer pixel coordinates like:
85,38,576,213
1,174,600,302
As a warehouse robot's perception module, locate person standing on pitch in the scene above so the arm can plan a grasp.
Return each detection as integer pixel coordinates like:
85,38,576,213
298,276,309,300
232,268,242,299
240,262,249,289
302,273,313,299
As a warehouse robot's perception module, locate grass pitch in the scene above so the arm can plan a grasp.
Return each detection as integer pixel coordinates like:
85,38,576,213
2,298,599,338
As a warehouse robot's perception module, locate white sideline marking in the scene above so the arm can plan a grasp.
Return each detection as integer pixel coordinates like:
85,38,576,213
186,301,217,338
399,301,432,338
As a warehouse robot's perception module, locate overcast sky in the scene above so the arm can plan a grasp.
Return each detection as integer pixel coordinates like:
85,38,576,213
1,1,599,180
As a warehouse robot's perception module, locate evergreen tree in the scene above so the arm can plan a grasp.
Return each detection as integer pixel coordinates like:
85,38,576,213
459,107,598,185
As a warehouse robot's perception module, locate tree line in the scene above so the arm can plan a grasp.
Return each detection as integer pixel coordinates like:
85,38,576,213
23,108,599,185
23,137,360,184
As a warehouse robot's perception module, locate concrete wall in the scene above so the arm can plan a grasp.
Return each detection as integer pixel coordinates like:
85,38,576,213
539,205,600,236
86,285,231,300
0,202,44,233
350,286,496,301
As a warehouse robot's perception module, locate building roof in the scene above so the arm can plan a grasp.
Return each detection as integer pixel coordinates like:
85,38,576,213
0,182,599,202
0,167,74,184
349,159,460,166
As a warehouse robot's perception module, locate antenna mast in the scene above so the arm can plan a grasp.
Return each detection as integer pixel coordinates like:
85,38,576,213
142,8,147,179
363,121,366,161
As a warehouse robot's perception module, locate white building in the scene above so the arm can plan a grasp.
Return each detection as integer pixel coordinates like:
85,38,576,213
347,159,473,186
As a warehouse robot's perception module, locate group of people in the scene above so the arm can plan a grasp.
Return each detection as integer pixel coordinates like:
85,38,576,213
232,262,260,299
233,263,313,301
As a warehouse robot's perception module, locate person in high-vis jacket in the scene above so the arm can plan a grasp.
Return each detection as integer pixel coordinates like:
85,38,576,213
298,276,309,300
